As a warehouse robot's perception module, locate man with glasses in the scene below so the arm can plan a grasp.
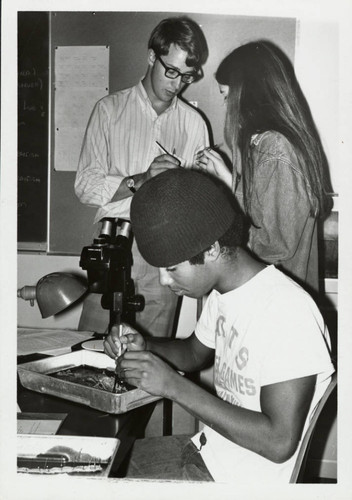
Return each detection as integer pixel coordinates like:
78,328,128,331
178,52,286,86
154,53,203,85
75,17,209,347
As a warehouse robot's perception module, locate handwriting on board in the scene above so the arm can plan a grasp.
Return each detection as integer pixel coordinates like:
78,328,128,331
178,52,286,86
18,12,49,248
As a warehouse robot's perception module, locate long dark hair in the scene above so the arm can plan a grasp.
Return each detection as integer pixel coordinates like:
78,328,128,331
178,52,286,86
216,40,333,218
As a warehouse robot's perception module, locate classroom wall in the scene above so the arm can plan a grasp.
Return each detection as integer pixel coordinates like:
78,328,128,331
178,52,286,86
48,11,297,254
16,9,339,257
17,9,339,330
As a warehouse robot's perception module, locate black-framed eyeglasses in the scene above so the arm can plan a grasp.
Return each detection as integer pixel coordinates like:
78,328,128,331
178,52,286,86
156,55,201,84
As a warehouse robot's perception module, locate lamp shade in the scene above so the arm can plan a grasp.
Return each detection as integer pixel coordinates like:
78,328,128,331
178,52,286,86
35,272,87,318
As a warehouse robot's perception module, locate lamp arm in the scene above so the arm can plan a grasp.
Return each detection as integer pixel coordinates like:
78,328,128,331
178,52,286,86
17,286,37,306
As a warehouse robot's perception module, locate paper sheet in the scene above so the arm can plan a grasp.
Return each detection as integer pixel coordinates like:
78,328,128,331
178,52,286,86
54,45,109,171
17,413,67,435
17,328,95,356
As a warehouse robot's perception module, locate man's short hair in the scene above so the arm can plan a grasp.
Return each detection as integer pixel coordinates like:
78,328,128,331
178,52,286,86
148,16,208,70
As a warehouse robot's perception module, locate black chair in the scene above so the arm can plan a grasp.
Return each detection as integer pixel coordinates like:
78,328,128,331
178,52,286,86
290,372,337,483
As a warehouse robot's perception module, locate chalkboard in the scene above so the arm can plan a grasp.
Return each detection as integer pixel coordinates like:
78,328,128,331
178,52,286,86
18,12,49,249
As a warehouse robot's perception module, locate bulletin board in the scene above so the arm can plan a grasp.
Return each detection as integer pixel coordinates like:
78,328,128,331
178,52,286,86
45,11,296,254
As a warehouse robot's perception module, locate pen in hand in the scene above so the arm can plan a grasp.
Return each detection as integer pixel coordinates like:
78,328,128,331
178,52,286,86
155,141,172,155
155,141,182,167
112,324,125,392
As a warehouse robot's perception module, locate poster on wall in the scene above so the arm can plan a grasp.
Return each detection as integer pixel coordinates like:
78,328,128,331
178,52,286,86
54,45,109,171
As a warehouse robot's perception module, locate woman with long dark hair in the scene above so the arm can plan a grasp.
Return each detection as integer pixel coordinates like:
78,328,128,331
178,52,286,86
196,40,333,294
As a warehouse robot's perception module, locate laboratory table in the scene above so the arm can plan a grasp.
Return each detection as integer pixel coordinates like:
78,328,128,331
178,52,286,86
17,353,156,477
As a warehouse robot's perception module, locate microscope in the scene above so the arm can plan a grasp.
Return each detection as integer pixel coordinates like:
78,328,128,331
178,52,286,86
79,218,145,335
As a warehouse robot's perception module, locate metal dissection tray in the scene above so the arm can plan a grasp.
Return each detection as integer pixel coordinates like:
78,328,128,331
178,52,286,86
17,349,160,414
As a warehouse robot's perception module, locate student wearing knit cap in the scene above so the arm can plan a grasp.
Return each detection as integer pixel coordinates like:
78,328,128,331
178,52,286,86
104,169,334,483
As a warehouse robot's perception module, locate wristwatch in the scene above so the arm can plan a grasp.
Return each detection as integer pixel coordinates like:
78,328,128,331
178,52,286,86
126,177,136,193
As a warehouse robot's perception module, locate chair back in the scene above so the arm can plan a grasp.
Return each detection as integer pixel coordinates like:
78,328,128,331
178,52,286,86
289,372,337,483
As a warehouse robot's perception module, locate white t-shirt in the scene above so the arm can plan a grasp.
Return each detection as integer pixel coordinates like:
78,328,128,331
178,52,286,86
192,265,334,484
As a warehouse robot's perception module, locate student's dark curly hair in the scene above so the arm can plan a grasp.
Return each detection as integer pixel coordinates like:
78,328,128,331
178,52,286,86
189,215,246,266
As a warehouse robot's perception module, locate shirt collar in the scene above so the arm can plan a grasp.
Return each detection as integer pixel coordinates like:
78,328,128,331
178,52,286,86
213,265,274,304
136,80,178,113
250,133,260,146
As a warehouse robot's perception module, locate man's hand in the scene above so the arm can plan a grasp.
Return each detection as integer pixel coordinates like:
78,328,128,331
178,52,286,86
103,323,146,359
117,349,179,398
144,153,180,182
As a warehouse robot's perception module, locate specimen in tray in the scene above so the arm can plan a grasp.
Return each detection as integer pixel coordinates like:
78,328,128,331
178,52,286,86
50,365,131,394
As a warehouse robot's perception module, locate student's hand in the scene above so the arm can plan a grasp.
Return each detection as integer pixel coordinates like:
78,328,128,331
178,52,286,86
194,148,232,188
117,350,178,398
103,323,146,359
144,154,181,182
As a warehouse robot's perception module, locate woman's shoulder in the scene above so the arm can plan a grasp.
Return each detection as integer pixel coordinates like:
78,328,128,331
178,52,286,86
250,130,299,165
251,130,294,153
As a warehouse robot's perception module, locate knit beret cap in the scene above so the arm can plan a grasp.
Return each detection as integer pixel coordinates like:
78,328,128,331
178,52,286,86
130,168,235,267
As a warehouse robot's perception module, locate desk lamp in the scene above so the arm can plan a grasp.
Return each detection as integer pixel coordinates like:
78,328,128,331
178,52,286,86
17,272,87,318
